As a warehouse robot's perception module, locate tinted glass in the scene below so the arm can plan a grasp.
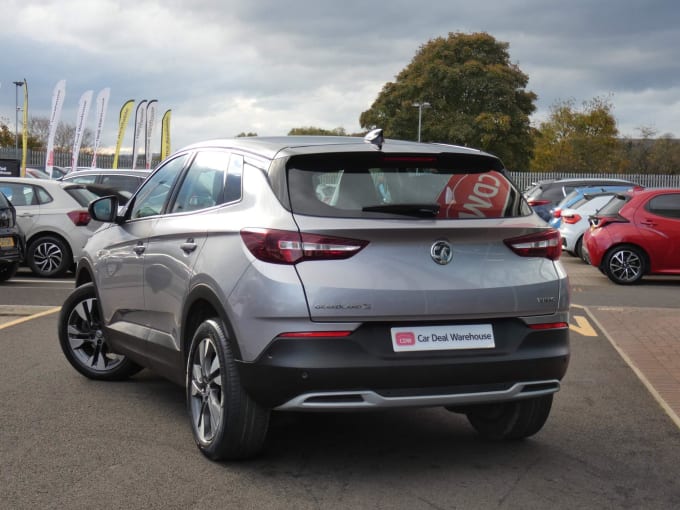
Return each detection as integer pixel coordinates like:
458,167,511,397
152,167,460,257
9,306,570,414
596,194,629,216
287,153,528,219
100,175,144,194
646,194,680,219
65,187,99,207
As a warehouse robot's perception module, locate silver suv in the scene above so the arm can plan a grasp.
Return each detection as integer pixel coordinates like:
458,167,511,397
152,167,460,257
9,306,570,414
58,132,570,460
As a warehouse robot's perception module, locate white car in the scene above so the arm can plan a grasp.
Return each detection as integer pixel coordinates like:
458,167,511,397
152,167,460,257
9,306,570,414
0,178,101,277
559,192,618,261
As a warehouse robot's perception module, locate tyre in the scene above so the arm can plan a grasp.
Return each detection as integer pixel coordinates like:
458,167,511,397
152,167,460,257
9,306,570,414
574,236,585,262
187,319,270,461
0,261,19,282
602,244,645,285
58,283,142,380
466,394,553,440
27,235,72,277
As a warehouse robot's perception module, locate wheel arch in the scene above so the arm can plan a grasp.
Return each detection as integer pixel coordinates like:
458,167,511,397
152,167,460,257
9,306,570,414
26,230,73,256
182,284,242,365
600,242,651,274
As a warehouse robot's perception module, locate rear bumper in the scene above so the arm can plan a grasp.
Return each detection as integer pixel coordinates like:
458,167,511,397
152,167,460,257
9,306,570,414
237,320,570,410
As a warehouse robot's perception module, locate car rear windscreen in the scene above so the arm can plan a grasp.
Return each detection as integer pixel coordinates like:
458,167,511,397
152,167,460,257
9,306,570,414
287,153,531,219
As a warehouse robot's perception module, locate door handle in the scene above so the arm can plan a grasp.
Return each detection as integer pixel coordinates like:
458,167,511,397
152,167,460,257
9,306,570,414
181,240,198,253
18,212,34,217
133,243,146,255
640,220,656,227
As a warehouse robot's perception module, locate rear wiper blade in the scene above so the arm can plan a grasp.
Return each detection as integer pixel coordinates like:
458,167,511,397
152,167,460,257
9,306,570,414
362,203,440,218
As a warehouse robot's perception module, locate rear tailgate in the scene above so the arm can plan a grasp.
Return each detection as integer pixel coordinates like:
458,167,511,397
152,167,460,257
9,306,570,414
292,216,564,322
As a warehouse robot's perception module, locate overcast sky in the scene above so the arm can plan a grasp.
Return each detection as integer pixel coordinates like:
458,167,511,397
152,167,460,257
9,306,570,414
1,0,679,155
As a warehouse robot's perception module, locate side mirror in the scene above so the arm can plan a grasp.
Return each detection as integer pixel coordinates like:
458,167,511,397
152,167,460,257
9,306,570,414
89,196,120,223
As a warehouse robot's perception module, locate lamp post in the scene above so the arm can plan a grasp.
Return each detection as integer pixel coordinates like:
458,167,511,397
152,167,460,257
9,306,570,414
13,81,24,159
412,101,431,142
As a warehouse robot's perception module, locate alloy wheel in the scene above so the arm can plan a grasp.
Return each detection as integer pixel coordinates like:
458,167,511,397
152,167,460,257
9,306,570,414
189,336,224,444
33,240,64,274
608,248,643,283
66,296,125,372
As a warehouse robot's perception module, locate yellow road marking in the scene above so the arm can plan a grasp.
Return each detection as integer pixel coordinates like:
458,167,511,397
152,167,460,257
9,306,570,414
0,307,61,330
570,315,597,337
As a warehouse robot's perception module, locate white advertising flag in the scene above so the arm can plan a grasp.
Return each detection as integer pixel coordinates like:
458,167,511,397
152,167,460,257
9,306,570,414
144,99,158,169
45,79,66,177
90,87,110,168
131,100,147,169
71,90,93,172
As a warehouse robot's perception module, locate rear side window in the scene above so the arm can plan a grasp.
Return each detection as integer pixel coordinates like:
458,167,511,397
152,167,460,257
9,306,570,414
287,153,530,219
64,187,99,207
646,194,680,219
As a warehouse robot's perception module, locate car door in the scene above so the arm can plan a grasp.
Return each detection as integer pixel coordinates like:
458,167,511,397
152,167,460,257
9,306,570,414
94,155,187,354
141,150,234,375
635,192,680,272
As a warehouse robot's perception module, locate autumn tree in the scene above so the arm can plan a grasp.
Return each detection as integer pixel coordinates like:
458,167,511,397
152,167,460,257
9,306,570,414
0,120,13,148
619,127,680,174
531,97,621,173
24,116,93,151
359,32,537,169
287,126,348,136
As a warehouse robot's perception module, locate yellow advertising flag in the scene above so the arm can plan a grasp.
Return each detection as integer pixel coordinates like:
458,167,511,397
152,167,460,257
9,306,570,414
21,79,28,177
160,109,172,161
113,100,134,169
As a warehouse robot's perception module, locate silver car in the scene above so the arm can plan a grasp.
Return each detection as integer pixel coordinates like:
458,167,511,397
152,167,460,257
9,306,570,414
0,178,101,277
58,132,570,460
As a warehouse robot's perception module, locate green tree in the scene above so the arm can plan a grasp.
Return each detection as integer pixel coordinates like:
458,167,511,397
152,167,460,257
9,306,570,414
359,32,537,169
287,126,347,136
531,97,621,173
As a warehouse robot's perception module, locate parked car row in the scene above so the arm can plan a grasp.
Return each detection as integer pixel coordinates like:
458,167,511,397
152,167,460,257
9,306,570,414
583,188,680,284
0,169,151,279
530,181,680,284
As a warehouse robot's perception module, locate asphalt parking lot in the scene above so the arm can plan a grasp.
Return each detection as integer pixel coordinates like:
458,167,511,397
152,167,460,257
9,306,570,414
1,259,679,509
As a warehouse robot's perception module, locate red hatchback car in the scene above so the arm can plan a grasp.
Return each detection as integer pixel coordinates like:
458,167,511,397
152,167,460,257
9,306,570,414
584,188,680,284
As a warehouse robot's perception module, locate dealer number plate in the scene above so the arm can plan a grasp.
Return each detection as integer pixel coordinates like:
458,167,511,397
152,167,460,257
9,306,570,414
391,324,495,352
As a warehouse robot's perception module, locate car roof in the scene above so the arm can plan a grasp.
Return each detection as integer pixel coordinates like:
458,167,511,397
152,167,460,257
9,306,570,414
61,168,150,177
179,136,494,160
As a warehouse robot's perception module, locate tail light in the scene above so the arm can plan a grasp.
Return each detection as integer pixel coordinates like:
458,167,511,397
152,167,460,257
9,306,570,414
562,213,582,224
552,208,562,218
504,229,562,260
528,199,551,207
67,210,91,226
241,228,368,265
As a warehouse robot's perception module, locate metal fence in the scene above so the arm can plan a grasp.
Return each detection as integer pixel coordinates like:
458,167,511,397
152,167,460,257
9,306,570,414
0,148,157,170
507,172,680,191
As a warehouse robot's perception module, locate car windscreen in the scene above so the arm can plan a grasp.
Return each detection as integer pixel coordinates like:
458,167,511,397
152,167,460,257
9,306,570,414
287,153,530,219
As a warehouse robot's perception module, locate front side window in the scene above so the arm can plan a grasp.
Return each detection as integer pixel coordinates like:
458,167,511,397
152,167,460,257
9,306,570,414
287,153,529,219
171,151,231,214
130,155,187,219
